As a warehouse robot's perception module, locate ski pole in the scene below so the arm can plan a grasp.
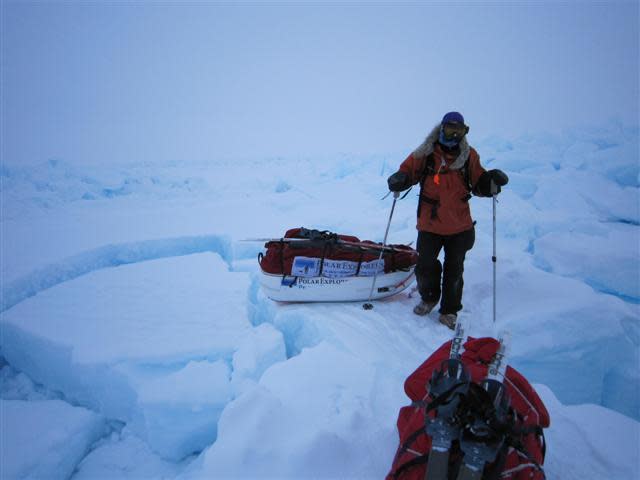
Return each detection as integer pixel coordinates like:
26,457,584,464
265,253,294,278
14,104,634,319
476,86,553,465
363,191,400,310
492,181,497,324
489,170,509,324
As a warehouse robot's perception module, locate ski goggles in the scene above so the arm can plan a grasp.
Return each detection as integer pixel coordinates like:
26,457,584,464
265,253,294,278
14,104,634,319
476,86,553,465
442,122,469,141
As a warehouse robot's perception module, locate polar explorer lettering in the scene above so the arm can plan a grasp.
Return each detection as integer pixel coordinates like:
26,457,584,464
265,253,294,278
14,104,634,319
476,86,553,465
387,112,508,329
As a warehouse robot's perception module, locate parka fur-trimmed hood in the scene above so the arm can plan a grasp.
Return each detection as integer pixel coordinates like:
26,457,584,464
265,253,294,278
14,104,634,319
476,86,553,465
397,125,486,235
412,124,471,170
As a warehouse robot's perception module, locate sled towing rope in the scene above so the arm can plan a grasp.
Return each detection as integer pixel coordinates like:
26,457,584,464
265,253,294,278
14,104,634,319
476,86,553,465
363,190,401,310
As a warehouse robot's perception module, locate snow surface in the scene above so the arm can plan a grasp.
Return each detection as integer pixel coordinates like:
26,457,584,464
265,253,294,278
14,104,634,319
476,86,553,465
0,399,105,480
0,366,107,480
1,122,639,478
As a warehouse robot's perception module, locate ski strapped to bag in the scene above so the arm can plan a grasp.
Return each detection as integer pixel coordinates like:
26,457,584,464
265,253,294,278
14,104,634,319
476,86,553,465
389,318,470,480
424,318,470,480
455,333,512,480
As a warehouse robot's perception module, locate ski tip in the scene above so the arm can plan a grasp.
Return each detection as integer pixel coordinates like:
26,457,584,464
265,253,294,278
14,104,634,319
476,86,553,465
490,322,511,340
455,315,469,335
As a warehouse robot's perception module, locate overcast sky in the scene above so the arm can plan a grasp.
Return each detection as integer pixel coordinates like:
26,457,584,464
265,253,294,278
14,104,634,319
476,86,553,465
2,1,638,165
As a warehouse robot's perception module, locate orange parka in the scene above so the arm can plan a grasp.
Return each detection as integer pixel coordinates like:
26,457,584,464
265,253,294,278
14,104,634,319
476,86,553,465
399,129,486,235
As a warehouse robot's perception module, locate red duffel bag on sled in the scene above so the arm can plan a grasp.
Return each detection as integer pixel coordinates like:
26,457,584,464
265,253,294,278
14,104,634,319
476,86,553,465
258,228,418,303
387,335,550,480
260,227,417,276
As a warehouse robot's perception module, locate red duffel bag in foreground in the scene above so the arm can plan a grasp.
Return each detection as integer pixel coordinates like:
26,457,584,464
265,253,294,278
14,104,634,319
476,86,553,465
387,337,550,480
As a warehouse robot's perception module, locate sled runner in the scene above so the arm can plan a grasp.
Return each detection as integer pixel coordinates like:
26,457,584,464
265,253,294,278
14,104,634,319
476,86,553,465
257,228,417,302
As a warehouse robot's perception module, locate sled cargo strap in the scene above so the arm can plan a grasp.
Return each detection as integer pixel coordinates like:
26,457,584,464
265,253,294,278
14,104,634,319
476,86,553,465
392,454,429,480
318,241,331,276
387,406,430,478
298,228,338,243
426,381,469,414
390,250,397,272
279,240,285,277
397,427,427,458
355,251,365,276
504,436,546,477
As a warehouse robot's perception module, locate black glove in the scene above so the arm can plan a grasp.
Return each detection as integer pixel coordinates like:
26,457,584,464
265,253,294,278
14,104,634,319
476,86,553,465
489,169,509,187
474,169,509,196
387,171,410,192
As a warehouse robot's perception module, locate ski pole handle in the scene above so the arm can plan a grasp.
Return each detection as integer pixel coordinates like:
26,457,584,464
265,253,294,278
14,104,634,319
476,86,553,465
490,179,499,196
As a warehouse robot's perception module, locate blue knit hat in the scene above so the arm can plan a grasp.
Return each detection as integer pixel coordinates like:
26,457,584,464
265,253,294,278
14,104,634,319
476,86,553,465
441,111,465,125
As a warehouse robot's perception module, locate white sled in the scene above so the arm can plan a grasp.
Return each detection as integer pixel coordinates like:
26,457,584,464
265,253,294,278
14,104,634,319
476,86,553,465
259,267,415,303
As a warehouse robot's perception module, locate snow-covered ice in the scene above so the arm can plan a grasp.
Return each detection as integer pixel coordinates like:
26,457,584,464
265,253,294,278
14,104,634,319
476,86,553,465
536,384,640,480
72,428,184,480
0,399,106,480
1,122,639,478
1,253,264,460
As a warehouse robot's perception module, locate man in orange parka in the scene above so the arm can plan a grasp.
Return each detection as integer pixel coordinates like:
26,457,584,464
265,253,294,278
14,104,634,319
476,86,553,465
387,112,507,329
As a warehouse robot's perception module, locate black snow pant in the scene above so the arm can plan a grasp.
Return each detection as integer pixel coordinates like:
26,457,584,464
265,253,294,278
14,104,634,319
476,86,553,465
415,227,475,315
